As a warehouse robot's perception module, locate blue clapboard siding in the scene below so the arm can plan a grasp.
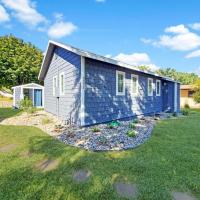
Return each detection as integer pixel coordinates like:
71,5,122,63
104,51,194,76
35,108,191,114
84,58,175,125
44,46,81,125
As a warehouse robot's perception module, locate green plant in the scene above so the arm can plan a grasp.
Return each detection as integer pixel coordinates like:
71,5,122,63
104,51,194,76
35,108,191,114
109,121,120,127
98,136,108,145
184,103,190,109
126,130,137,137
129,123,136,129
27,107,37,114
91,126,100,132
132,119,139,124
107,124,114,129
42,117,52,125
182,109,189,116
172,112,178,117
20,98,33,110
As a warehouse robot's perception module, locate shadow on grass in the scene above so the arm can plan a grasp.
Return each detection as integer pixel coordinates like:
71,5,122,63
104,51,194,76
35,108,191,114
0,108,21,122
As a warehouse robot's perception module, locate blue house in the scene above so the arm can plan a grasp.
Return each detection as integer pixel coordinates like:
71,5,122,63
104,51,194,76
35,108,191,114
39,41,180,126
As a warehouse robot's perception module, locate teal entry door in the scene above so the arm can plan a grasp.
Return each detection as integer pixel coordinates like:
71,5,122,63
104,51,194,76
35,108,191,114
34,89,42,107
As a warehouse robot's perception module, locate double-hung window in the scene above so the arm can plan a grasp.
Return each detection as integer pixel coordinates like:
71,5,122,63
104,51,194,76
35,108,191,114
156,80,161,96
131,74,138,96
116,71,125,95
53,75,57,96
59,72,65,95
148,78,153,96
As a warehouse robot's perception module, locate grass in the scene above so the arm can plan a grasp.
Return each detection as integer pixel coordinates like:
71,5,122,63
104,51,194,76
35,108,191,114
0,108,21,121
0,109,200,199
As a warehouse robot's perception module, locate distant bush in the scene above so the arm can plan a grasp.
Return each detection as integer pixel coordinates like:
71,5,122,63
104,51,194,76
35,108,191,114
184,104,190,109
132,119,139,124
126,130,137,137
182,109,189,116
172,112,178,117
107,124,114,129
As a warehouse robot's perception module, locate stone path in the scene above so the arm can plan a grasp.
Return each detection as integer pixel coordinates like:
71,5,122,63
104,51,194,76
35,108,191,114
172,191,197,200
114,182,138,199
0,144,17,152
73,169,91,183
36,159,60,172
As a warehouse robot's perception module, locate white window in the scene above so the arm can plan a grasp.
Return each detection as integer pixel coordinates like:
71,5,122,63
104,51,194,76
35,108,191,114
156,80,161,96
148,78,153,96
131,74,138,96
53,75,57,96
116,71,125,95
59,72,65,95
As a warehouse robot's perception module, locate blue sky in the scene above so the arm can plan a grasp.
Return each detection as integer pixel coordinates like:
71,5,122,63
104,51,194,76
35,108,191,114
0,0,200,74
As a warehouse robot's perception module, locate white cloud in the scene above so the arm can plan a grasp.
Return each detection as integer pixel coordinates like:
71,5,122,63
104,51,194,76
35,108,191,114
114,52,159,71
185,49,200,58
0,4,9,22
142,24,200,51
140,38,153,44
190,23,200,31
165,24,189,34
1,0,47,27
48,21,77,39
105,54,112,58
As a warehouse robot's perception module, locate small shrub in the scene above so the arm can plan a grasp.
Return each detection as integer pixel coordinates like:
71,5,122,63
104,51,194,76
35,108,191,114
184,104,190,109
91,126,100,132
129,123,136,129
20,98,33,110
126,130,137,137
107,124,114,129
182,109,189,116
132,119,139,124
42,117,52,125
110,121,120,127
98,136,108,145
27,107,37,114
172,112,177,117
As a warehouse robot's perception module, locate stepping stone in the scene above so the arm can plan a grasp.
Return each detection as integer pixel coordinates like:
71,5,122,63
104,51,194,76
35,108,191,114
36,159,60,172
114,182,138,199
73,169,91,183
172,192,197,200
0,144,17,153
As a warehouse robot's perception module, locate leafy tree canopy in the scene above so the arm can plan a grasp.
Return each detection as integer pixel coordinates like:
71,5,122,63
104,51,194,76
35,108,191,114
0,35,43,89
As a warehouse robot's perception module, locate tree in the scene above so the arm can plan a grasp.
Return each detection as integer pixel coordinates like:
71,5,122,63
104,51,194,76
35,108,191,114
193,79,200,103
156,68,199,84
138,65,151,71
0,35,43,89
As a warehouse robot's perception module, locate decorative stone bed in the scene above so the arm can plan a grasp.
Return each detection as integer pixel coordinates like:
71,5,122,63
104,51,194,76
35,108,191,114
57,115,167,151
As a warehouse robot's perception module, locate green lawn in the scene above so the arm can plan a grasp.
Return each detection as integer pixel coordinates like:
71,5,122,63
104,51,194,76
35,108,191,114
0,107,21,121
0,108,200,200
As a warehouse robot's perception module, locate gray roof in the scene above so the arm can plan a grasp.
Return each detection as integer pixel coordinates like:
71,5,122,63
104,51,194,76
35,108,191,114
39,40,178,83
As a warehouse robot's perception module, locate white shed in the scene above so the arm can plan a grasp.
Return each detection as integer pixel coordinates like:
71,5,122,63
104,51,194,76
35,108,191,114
12,83,44,108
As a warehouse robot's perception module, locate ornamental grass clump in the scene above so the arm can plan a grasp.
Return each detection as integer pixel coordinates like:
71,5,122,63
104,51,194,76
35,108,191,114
129,122,136,129
182,109,189,116
91,127,100,132
126,130,137,137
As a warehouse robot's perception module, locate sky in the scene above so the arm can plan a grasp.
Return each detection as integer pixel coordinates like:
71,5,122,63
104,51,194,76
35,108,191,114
0,0,200,74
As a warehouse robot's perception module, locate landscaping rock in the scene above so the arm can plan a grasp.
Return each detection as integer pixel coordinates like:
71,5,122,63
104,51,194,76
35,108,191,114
0,144,17,152
114,182,138,199
73,169,91,183
172,192,197,200
36,159,60,172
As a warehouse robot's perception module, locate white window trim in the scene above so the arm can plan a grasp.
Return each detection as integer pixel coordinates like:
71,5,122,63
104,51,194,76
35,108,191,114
53,75,57,96
131,74,138,96
148,78,153,96
156,80,161,96
116,70,125,96
59,72,65,96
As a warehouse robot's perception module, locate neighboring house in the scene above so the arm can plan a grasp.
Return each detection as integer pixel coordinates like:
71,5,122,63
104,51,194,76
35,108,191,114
12,83,44,108
39,40,180,126
180,85,200,108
